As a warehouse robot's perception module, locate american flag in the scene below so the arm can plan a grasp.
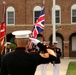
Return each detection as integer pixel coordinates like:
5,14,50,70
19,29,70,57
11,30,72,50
32,6,45,38
29,6,45,48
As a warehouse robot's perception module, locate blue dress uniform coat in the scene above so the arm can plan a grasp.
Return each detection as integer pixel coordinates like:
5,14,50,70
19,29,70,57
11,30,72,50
51,47,61,64
1,47,55,75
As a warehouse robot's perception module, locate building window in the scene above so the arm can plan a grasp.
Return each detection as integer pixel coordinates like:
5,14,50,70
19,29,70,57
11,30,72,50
71,4,76,23
34,11,41,22
6,6,15,25
52,5,61,24
8,12,14,24
72,10,76,23
72,36,76,51
33,6,41,23
56,10,60,23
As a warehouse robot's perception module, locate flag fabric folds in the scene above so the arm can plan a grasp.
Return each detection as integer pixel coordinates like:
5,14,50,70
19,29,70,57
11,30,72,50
0,22,6,53
0,22,6,39
29,6,45,48
32,6,45,38
0,1,6,54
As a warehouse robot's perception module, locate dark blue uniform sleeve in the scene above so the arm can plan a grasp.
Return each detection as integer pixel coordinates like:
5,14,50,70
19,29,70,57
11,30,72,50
37,42,47,53
33,42,56,65
57,48,61,57
1,57,8,75
30,52,56,66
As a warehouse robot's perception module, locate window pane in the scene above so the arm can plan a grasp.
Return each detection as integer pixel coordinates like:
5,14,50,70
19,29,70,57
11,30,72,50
35,11,40,17
72,10,76,22
35,17,38,22
8,12,14,24
72,17,76,22
55,10,60,23
8,12,13,17
34,11,40,22
56,10,59,16
8,19,14,24
72,10,76,16
56,17,60,23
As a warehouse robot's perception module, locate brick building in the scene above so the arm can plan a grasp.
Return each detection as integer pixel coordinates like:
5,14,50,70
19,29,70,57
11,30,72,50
0,0,76,57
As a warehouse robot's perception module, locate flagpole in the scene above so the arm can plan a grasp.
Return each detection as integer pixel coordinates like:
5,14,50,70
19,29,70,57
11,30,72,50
2,1,6,22
43,0,45,5
52,0,56,44
3,1,7,54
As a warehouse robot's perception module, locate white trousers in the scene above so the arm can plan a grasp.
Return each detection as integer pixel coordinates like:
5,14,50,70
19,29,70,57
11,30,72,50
41,64,47,75
52,64,60,75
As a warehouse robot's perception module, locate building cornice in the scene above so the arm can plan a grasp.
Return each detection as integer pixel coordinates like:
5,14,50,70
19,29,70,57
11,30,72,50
6,23,76,27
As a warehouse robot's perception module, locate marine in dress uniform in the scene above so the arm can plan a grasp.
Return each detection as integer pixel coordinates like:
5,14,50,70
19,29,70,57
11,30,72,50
51,41,61,75
1,30,56,75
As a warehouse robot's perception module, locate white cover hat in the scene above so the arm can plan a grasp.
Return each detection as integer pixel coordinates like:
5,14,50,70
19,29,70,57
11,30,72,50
12,30,32,38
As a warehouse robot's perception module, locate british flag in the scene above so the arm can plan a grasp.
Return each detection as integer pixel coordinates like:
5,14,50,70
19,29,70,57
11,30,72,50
29,6,45,48
32,6,45,38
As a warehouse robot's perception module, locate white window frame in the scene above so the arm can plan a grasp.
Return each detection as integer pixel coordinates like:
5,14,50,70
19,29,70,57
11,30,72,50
71,4,76,24
52,5,61,24
6,6,15,25
33,6,41,24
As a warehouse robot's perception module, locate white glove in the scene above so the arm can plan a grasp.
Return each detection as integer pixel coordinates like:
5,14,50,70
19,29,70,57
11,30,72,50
29,38,40,45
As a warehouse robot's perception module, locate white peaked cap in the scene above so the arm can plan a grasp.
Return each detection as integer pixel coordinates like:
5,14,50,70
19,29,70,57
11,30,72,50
53,41,58,44
12,30,32,38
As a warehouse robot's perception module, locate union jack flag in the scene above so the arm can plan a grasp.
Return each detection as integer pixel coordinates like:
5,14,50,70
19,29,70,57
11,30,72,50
32,6,45,38
29,6,45,48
